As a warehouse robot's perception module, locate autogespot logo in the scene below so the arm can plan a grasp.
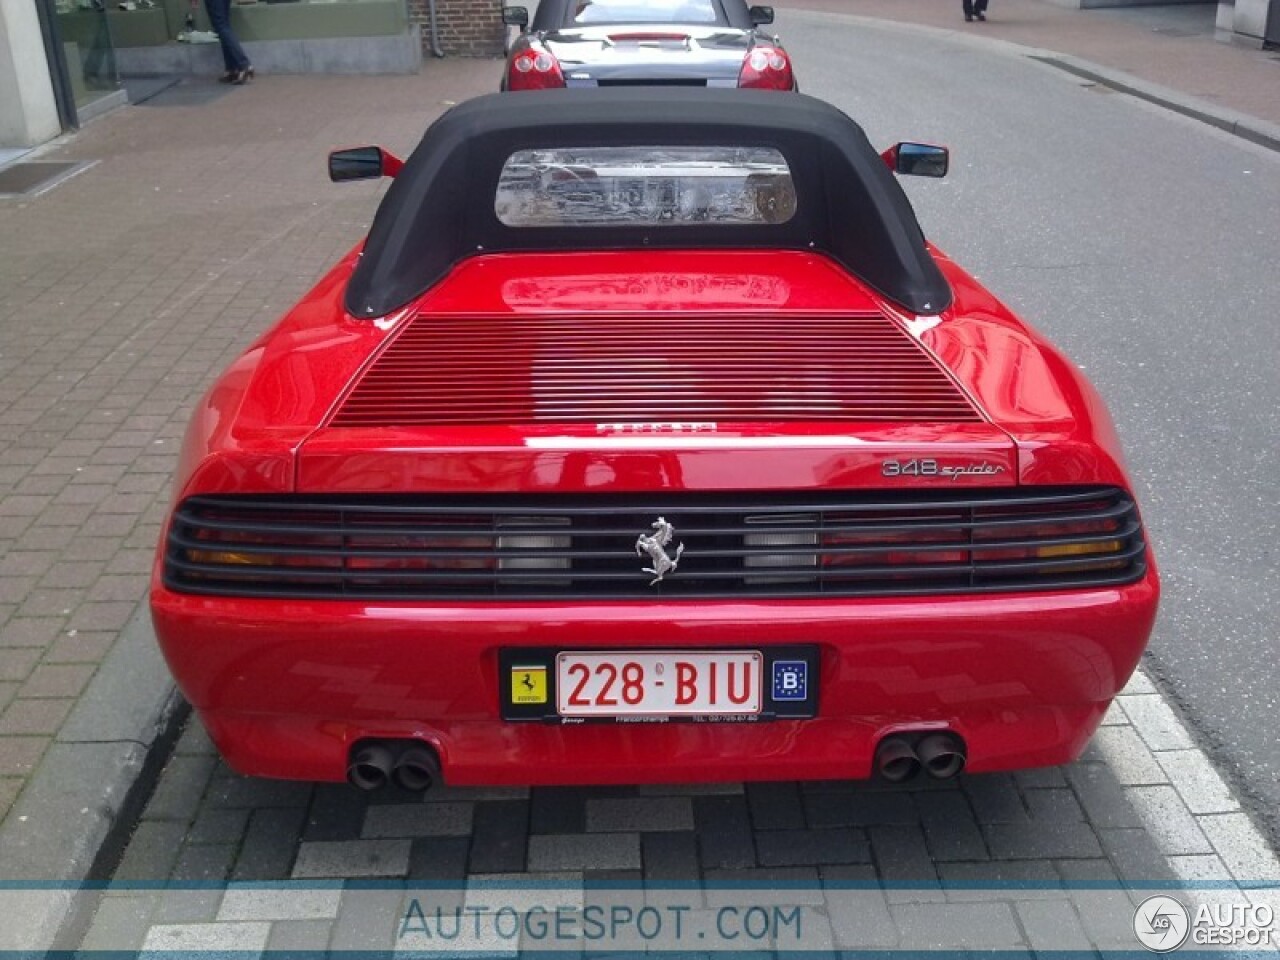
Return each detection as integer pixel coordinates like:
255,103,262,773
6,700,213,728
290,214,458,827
1134,895,1191,952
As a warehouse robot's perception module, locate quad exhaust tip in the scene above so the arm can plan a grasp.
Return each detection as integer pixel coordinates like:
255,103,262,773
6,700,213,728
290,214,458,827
392,745,441,792
874,731,966,782
346,743,396,791
874,736,921,783
917,732,966,780
347,740,442,793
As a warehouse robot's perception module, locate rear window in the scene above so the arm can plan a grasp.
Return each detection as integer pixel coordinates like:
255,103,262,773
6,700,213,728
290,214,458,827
495,146,797,227
570,0,719,25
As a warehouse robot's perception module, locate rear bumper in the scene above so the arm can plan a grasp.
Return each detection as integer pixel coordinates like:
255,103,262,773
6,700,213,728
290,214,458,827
151,571,1158,784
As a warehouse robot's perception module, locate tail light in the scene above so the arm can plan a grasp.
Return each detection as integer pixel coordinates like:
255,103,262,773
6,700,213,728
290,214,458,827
744,513,818,585
496,516,570,573
737,44,793,91
507,44,566,91
823,509,970,570
187,514,343,571
745,496,1133,583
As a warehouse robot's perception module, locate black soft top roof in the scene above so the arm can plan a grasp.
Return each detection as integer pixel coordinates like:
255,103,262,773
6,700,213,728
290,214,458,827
346,89,952,317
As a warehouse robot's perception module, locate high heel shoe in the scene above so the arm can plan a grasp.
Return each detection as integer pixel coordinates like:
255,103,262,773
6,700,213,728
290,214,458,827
232,65,254,85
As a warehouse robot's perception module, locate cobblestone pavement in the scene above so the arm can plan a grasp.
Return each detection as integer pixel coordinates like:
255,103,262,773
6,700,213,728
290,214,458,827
0,61,499,828
75,672,1280,953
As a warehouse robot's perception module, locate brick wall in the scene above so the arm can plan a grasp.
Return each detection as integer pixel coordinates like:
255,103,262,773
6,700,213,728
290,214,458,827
407,0,505,56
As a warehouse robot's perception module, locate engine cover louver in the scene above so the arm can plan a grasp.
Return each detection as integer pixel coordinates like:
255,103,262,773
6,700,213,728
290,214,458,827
328,313,983,427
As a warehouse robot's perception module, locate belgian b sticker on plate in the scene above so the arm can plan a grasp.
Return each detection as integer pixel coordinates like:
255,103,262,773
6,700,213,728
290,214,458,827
511,665,548,705
772,660,808,701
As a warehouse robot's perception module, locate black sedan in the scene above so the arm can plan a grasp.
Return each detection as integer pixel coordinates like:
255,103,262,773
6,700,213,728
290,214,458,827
501,0,795,92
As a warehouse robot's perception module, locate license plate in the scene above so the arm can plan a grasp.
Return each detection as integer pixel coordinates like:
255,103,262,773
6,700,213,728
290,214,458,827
556,650,762,718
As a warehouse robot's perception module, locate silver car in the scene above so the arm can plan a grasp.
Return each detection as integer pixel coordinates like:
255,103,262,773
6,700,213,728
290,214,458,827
501,0,796,92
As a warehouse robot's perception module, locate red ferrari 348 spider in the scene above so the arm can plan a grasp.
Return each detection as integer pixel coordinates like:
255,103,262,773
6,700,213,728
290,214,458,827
151,90,1158,792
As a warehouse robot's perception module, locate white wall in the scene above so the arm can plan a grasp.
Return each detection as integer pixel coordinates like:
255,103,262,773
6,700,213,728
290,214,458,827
1231,0,1269,37
1216,0,1236,32
0,0,62,148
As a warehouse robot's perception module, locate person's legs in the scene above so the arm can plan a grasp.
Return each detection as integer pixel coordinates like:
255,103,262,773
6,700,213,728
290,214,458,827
204,0,234,73
962,0,975,20
204,0,250,72
973,0,988,17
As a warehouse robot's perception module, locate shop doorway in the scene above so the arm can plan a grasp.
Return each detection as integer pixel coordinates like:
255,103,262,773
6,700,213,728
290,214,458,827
35,0,121,130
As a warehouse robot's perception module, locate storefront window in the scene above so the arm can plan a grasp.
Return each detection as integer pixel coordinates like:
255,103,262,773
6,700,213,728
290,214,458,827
53,0,119,112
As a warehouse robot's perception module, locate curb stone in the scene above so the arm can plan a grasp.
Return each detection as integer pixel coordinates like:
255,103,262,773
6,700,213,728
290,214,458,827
1114,671,1280,888
0,602,185,950
1030,54,1280,154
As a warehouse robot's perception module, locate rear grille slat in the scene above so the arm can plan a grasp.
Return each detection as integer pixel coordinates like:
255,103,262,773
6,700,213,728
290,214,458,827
168,560,1030,584
329,313,983,427
167,510,1133,541
169,519,1138,562
183,487,1125,515
350,375,962,384
165,488,1147,600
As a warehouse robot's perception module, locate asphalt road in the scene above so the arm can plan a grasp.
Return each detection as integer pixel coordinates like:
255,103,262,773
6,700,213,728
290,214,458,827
773,9,1280,847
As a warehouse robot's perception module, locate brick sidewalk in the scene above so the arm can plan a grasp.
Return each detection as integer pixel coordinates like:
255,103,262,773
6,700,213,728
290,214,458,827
0,61,499,828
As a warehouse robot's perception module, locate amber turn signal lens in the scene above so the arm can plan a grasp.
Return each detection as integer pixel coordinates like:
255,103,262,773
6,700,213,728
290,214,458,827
1035,539,1123,559
187,549,275,566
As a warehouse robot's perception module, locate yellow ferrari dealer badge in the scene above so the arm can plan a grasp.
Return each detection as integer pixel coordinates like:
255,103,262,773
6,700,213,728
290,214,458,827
511,665,547,705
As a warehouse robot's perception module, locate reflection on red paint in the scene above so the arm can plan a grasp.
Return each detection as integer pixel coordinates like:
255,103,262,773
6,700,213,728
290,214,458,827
501,272,792,312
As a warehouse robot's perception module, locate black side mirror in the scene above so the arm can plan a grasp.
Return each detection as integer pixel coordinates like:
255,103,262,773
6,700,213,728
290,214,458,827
328,146,403,182
502,5,529,28
748,4,774,25
882,142,949,178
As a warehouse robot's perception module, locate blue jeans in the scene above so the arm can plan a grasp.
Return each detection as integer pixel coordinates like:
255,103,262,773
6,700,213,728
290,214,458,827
204,0,250,72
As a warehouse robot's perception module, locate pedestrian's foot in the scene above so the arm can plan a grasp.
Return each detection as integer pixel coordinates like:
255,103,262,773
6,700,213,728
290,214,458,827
975,11,985,19
232,65,254,85
964,14,973,20
218,70,237,83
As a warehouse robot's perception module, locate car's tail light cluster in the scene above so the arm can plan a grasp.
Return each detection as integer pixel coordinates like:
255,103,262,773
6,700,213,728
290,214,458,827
737,44,793,90
174,508,574,584
506,44,566,91
745,492,1136,585
165,488,1147,600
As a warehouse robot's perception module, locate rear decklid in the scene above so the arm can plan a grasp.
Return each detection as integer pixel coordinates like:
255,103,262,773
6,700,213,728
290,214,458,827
297,251,1014,495
543,25,750,86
